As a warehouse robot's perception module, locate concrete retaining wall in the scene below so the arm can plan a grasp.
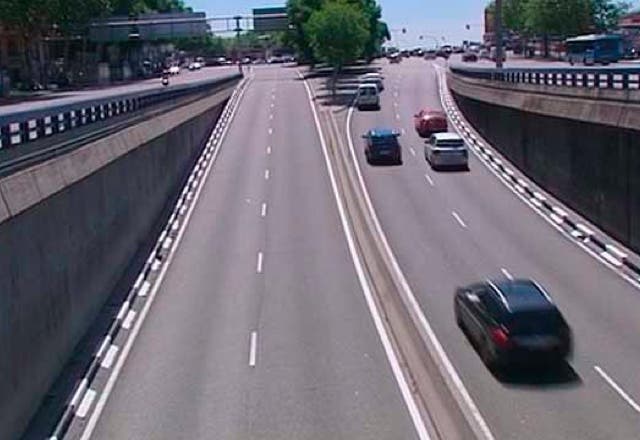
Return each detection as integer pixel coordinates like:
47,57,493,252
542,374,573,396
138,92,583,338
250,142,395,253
449,73,640,253
0,83,236,439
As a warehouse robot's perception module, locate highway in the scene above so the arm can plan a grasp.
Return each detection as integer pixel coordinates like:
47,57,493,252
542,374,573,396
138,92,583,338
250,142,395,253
0,66,238,117
345,57,640,439
77,65,418,440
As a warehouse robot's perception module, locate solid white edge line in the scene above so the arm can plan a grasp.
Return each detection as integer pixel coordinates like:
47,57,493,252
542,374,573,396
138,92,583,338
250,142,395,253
79,76,252,440
594,366,640,414
433,66,640,292
346,91,495,440
249,331,258,367
298,72,431,440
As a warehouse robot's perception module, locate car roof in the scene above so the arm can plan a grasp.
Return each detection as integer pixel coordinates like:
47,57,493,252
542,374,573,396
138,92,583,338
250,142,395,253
432,132,462,141
358,83,378,89
367,128,398,137
488,279,554,312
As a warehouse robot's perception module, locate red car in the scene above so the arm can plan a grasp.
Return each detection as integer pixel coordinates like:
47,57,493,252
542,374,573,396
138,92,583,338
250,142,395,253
414,109,448,138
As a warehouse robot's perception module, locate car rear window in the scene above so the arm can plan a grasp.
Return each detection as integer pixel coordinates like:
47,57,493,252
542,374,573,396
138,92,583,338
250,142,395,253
372,136,398,147
435,139,464,148
498,280,550,311
359,87,376,96
506,309,564,334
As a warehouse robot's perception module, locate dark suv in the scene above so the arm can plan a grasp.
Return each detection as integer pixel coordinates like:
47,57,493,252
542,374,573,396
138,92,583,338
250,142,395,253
454,279,572,370
362,128,402,165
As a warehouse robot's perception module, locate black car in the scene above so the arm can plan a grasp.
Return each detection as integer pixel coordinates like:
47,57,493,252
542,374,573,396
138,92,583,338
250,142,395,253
462,51,478,62
363,128,402,165
454,279,572,370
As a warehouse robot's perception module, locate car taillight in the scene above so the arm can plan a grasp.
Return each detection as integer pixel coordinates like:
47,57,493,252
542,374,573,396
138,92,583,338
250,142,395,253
490,327,513,349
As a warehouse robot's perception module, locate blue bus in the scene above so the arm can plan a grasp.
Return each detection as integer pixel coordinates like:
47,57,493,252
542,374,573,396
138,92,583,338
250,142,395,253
565,34,623,65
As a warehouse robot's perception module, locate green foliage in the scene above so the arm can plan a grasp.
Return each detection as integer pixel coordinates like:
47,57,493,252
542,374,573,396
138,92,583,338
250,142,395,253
304,0,369,69
524,0,591,37
286,0,388,63
590,0,631,32
488,0,630,36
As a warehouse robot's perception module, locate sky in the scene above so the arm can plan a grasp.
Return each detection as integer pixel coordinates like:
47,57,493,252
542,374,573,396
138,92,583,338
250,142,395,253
190,0,640,49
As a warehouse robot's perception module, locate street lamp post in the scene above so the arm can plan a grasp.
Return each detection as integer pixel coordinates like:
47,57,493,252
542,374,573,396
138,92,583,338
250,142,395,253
495,0,504,68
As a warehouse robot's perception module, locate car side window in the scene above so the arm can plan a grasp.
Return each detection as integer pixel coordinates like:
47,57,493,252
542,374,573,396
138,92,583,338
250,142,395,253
478,290,502,319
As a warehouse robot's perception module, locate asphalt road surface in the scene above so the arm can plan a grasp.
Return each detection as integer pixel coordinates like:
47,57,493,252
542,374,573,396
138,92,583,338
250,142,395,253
82,65,418,440
347,57,640,439
0,66,239,117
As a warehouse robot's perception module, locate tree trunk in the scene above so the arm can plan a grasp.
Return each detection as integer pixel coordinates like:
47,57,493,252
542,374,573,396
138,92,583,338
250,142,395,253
332,67,337,97
543,33,549,58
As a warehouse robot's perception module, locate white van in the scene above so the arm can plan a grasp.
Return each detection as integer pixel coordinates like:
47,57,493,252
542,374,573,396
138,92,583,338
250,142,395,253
356,84,380,110
425,132,469,170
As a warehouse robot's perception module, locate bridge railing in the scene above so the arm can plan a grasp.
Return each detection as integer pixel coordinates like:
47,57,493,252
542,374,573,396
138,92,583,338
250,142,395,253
450,66,640,91
0,73,242,150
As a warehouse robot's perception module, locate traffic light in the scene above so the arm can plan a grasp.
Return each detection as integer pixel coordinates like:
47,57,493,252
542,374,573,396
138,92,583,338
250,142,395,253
465,24,471,30
402,28,406,34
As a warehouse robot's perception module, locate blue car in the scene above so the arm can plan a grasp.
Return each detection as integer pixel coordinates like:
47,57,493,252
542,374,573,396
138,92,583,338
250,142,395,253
362,128,402,165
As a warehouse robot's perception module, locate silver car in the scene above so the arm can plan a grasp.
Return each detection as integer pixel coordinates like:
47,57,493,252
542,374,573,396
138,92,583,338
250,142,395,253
425,132,469,170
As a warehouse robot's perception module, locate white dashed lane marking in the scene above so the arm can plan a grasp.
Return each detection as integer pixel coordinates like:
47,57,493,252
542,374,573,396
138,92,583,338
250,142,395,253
501,268,514,280
452,211,467,228
256,251,264,274
261,202,267,217
249,331,258,367
594,366,640,414
424,173,434,187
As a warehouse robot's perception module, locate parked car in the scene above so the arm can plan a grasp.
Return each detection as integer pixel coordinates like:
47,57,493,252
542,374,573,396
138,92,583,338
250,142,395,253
363,128,402,165
424,50,437,60
356,84,380,110
436,49,450,59
388,53,402,63
424,132,468,170
462,51,478,62
168,65,180,75
414,109,447,138
454,279,573,370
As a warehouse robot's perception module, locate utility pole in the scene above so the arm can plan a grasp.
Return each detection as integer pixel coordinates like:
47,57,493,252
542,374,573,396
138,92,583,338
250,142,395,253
233,15,242,73
495,0,504,68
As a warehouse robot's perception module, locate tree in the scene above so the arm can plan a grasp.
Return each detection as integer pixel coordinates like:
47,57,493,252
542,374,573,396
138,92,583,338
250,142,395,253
524,0,591,56
305,0,368,91
286,0,323,63
0,0,55,86
589,0,631,32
